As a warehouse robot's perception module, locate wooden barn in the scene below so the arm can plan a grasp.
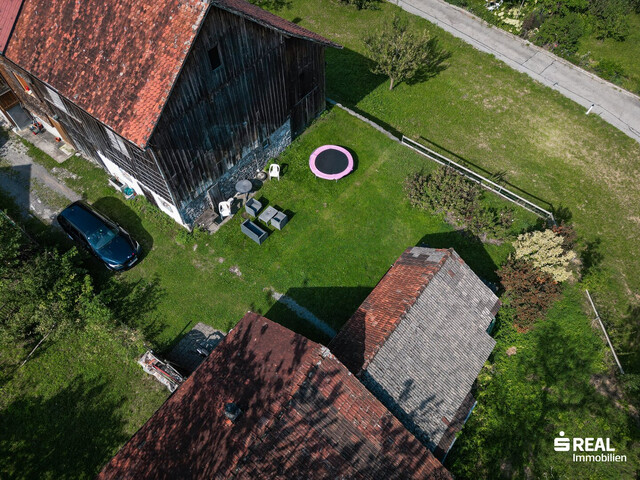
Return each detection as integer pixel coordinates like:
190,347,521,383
0,0,340,226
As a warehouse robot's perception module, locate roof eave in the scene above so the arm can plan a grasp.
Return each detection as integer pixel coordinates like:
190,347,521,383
210,1,342,49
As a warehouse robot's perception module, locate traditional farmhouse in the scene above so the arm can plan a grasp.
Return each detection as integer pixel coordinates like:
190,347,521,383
330,247,500,460
98,312,452,479
0,0,339,226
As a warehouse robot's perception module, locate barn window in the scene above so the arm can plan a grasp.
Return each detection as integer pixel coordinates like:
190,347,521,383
44,85,69,114
13,72,32,93
105,128,131,158
208,45,222,71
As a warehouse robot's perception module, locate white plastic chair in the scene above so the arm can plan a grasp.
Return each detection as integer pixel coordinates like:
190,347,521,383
218,200,232,218
268,163,280,181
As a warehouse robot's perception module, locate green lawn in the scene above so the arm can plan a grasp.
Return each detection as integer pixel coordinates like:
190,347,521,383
273,0,640,375
1,107,539,478
24,108,531,347
0,323,168,479
2,0,640,474
449,286,639,479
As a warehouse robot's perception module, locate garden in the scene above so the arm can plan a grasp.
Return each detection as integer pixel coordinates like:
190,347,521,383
2,0,640,477
434,0,640,92
2,104,638,478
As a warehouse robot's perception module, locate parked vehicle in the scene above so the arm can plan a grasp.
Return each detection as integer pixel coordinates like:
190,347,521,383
57,201,140,271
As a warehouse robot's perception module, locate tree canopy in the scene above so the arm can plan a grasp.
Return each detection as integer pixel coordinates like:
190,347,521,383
363,15,451,90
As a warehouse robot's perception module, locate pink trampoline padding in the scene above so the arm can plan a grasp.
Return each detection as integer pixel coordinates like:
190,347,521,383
309,145,354,180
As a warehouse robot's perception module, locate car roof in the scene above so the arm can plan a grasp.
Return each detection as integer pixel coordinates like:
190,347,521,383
59,202,111,234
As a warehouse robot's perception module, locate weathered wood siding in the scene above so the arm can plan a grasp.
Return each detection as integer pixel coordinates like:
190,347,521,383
0,56,173,202
150,6,326,223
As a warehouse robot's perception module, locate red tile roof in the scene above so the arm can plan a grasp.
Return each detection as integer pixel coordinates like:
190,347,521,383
97,313,451,480
4,0,209,148
212,0,341,49
3,0,338,149
330,248,451,374
0,0,23,54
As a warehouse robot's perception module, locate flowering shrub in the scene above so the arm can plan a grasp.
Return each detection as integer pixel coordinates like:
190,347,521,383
497,258,562,330
513,229,576,282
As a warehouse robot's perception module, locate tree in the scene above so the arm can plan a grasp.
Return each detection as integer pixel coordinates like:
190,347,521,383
497,258,562,330
589,0,630,40
364,15,450,90
339,0,379,9
0,216,110,346
533,12,585,55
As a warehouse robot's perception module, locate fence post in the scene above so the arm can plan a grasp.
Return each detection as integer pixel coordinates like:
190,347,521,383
585,290,624,375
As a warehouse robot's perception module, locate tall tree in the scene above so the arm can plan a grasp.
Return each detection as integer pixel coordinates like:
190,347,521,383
363,15,450,90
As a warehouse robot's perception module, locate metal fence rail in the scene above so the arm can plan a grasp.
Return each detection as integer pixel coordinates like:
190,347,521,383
402,136,556,224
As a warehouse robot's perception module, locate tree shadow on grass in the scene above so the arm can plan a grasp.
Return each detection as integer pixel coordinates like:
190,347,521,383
99,273,167,347
447,291,629,478
326,46,387,106
263,286,374,345
0,376,128,480
406,38,452,86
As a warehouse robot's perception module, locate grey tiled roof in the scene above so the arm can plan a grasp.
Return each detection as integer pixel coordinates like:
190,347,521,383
354,248,499,449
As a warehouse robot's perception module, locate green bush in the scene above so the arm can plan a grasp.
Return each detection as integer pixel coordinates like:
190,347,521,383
534,12,585,55
595,58,627,83
589,0,630,40
521,9,546,35
339,0,379,9
405,167,514,239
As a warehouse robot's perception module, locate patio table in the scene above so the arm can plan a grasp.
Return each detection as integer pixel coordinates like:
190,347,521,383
258,206,278,224
235,179,253,206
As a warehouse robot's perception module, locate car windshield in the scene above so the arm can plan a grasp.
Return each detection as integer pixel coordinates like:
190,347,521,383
87,224,119,251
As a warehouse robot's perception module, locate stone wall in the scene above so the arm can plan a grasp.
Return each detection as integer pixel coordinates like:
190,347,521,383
179,119,292,226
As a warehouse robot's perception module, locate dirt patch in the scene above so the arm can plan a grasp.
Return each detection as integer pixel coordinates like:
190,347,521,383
229,266,242,277
506,346,517,356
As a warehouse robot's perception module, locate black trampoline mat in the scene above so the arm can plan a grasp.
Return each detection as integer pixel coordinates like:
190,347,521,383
315,149,349,175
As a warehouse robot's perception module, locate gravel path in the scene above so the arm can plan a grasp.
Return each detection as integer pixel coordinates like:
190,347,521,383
0,135,81,222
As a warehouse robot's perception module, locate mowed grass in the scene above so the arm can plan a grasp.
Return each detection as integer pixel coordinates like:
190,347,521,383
1,108,537,478
273,0,640,370
36,108,530,348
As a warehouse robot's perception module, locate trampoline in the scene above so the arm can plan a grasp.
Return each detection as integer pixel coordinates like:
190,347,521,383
309,145,353,180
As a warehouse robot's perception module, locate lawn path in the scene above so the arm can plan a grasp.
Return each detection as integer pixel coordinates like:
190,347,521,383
397,0,640,144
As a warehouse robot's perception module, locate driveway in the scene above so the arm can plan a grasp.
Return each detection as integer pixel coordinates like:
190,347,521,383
0,134,81,222
398,0,640,144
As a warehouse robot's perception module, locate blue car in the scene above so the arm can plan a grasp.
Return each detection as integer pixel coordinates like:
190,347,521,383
57,201,140,271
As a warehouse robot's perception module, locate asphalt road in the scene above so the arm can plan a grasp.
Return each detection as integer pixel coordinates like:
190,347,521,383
398,0,640,144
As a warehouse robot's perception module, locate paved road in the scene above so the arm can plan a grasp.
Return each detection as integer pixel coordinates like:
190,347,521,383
398,0,640,144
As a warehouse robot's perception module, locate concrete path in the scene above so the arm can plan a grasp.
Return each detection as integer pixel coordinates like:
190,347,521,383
0,135,80,222
397,0,640,144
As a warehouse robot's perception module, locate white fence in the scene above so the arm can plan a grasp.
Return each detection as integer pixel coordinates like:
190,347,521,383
402,136,556,224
